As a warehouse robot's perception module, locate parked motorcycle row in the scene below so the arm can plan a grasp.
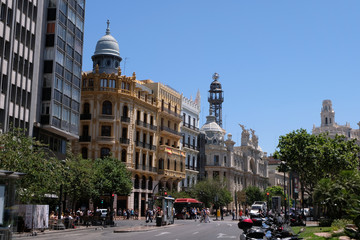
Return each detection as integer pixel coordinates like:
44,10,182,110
238,213,305,240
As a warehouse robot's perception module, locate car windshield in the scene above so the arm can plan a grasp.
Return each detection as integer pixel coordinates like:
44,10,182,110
252,206,261,210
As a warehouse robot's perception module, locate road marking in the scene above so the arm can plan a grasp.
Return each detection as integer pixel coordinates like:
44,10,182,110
193,231,199,234
154,232,171,237
217,233,237,238
197,224,202,226
227,224,233,227
217,223,220,226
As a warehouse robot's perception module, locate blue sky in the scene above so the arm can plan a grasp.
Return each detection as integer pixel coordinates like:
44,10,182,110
82,1,360,155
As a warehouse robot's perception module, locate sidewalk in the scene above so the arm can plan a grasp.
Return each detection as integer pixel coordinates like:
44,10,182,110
13,217,175,238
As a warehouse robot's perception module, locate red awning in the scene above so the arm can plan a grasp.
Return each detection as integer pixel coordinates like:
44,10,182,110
175,198,202,203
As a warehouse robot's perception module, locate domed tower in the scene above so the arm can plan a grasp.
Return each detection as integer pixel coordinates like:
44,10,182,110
208,73,224,127
321,99,335,127
92,20,122,74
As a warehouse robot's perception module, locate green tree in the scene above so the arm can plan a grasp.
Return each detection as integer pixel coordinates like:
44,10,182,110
0,128,63,203
92,156,132,200
275,129,359,197
63,145,95,211
314,170,360,219
191,178,232,208
245,186,264,206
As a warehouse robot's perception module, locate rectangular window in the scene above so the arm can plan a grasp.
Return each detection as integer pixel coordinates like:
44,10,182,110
71,111,78,125
63,82,71,96
109,79,115,88
73,63,81,78
72,88,80,102
44,61,53,73
65,57,73,71
47,22,55,34
55,63,64,75
56,50,64,66
52,103,61,118
100,79,107,88
68,8,76,23
62,108,70,122
47,8,56,21
55,77,63,91
66,32,74,46
101,126,111,136
57,37,65,51
59,0,67,15
45,34,55,47
41,103,50,115
57,24,66,40
59,12,67,26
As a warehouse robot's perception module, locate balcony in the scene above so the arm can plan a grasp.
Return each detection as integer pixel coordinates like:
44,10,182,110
161,106,182,119
79,135,91,142
136,120,149,128
119,137,130,144
149,124,157,131
96,136,115,142
135,141,145,148
160,126,182,136
121,116,130,123
80,113,91,120
134,164,157,173
183,122,199,131
99,114,115,120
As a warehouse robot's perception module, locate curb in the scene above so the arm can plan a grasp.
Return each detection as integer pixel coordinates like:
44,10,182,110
114,223,180,233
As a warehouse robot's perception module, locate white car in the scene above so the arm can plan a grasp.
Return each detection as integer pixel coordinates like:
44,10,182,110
250,204,265,216
96,209,107,218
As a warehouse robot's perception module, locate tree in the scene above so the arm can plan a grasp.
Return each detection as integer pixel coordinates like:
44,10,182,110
191,178,232,208
92,156,132,200
244,186,264,206
63,145,95,211
0,128,63,203
275,129,359,197
314,170,360,219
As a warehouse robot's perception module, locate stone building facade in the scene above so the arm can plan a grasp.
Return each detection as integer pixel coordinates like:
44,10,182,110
74,23,185,216
312,99,360,142
180,92,201,190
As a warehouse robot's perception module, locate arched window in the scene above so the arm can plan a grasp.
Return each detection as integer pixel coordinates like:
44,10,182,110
83,103,90,114
102,101,112,115
121,149,127,162
174,161,177,171
325,117,328,125
167,159,170,170
148,177,153,190
100,147,110,159
134,175,139,189
81,147,88,159
141,176,146,189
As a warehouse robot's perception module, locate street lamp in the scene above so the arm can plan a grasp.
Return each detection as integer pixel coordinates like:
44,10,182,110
55,160,67,230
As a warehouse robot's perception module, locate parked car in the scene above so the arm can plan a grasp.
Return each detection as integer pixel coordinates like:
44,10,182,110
96,209,107,218
249,204,265,217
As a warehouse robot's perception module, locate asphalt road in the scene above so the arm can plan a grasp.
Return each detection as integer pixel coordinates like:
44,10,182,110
14,218,243,240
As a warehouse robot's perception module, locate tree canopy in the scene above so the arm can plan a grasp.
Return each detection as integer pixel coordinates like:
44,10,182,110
92,156,132,200
191,178,232,208
244,186,264,206
0,128,63,203
275,129,359,196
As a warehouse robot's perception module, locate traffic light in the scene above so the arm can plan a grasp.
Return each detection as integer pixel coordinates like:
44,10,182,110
101,199,104,204
266,192,269,196
112,193,115,197
164,191,167,196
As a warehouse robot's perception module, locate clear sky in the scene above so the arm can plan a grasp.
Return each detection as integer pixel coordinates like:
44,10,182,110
82,1,360,155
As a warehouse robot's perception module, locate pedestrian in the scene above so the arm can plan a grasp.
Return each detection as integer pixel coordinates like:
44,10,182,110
232,209,235,220
245,208,248,217
240,208,243,218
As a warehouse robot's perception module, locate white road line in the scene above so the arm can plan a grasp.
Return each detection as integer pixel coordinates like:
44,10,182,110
227,224,233,227
193,231,199,234
154,232,171,237
217,233,237,238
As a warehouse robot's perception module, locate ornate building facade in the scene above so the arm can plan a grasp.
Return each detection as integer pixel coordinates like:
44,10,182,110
180,92,201,190
312,99,360,142
74,23,185,216
201,74,268,209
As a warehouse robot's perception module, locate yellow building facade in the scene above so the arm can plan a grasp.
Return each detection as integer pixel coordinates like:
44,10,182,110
74,23,185,216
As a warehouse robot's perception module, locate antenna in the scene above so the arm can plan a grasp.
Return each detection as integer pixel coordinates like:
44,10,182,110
123,57,128,75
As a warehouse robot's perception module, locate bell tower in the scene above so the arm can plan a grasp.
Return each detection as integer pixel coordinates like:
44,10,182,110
321,100,335,127
208,73,224,127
